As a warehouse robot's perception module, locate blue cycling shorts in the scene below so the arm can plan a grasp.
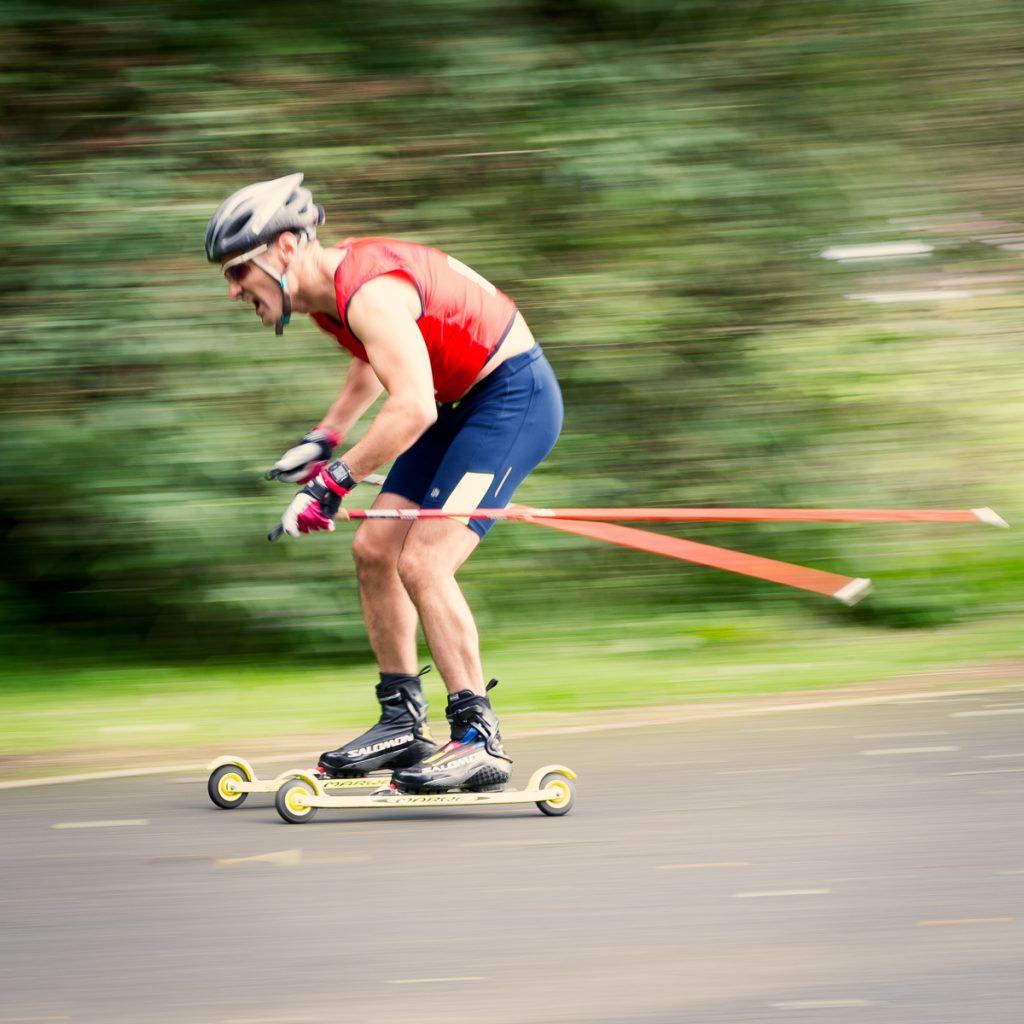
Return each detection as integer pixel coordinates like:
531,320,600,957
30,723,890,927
382,346,563,538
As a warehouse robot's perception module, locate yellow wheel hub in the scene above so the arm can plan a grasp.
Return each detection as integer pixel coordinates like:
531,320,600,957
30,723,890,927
285,786,309,815
544,779,571,807
219,771,244,800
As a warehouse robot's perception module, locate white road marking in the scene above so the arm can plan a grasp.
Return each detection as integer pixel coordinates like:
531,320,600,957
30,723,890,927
770,1000,880,1010
860,746,959,756
855,731,950,739
996,869,1024,875
916,917,1014,927
482,886,546,894
215,849,373,868
948,768,1024,776
827,873,920,883
658,861,751,870
734,888,832,898
743,725,839,732
715,767,806,775
513,687,1022,741
216,849,303,867
0,1019,73,1024
459,839,556,848
387,976,485,985
222,1017,326,1023
51,819,148,829
0,762,238,790
978,753,1024,760
5,683,1023,789
951,707,1024,717
643,759,728,766
894,694,990,703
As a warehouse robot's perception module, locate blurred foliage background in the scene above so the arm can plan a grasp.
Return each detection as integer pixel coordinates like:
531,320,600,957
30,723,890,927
1,0,1021,668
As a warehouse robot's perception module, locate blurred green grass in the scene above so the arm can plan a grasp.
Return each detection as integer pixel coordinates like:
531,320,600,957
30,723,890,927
3,609,1020,771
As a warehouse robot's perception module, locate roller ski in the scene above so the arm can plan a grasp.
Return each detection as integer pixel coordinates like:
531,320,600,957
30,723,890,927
207,670,438,809
272,682,575,824
274,763,576,824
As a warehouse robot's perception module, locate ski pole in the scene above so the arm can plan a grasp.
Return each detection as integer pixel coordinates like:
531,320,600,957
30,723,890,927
512,510,872,605
266,502,873,602
272,504,1009,530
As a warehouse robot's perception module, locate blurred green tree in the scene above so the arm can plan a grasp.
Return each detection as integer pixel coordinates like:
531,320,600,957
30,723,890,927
1,0,1020,659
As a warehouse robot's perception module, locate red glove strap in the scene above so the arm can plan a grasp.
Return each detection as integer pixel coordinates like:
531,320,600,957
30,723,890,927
322,476,350,498
314,424,342,447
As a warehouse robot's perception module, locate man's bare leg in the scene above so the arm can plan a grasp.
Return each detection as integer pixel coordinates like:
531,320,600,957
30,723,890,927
350,491,420,675
388,517,513,792
319,493,437,778
396,518,483,696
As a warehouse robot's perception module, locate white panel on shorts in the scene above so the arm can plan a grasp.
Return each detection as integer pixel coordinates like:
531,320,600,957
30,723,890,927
442,472,495,526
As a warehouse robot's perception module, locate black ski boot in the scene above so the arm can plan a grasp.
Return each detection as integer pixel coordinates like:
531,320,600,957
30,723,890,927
391,680,513,793
318,670,438,777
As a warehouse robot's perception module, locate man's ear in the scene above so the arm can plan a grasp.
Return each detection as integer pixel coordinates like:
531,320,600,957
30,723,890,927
275,231,298,260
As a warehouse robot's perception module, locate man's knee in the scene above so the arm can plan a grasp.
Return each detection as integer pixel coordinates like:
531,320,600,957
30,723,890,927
351,522,403,576
397,524,477,596
396,541,435,597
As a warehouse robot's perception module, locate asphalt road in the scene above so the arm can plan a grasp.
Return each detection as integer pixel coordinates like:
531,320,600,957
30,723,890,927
3,688,1023,1024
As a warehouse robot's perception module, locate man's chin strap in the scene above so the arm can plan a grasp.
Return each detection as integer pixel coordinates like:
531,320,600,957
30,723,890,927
252,235,309,335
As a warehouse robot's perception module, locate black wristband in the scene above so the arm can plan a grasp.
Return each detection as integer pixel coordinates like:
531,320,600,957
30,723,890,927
325,459,357,493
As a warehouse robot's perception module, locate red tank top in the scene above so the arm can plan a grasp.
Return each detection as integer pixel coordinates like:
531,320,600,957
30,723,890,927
310,237,518,402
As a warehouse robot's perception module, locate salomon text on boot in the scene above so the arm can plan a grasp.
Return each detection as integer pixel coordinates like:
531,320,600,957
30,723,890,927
391,680,513,793
319,670,438,777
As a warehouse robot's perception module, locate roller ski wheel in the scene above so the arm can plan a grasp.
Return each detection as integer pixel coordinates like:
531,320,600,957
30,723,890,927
536,771,575,817
276,777,319,825
208,762,250,809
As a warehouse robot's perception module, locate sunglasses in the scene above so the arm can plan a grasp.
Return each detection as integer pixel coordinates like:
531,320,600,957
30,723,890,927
224,262,250,283
222,243,270,283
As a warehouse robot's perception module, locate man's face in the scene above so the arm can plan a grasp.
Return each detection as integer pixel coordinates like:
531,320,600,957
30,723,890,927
224,248,282,327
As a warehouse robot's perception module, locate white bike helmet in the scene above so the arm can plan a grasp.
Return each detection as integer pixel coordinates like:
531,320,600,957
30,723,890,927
205,173,325,334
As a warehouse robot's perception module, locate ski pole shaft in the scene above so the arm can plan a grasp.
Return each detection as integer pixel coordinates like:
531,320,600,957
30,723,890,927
268,503,1008,541
322,505,1008,526
514,511,872,604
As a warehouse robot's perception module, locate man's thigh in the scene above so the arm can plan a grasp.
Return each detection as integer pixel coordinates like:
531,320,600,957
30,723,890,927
401,517,481,578
420,353,563,538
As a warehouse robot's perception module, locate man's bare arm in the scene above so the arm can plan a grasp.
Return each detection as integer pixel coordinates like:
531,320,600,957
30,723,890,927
320,357,385,441
339,274,438,482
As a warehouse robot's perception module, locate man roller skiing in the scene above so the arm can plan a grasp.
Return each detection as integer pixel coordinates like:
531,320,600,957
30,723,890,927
205,173,563,793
